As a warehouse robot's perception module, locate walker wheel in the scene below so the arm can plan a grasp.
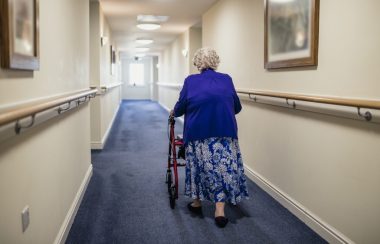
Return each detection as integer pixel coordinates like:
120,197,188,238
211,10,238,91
169,186,176,209
166,170,172,194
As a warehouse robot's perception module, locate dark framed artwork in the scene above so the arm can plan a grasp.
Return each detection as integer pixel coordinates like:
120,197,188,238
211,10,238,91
0,0,40,70
110,45,116,75
112,49,116,64
264,0,319,69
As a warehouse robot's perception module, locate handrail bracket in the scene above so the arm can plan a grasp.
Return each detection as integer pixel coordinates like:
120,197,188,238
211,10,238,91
15,115,36,134
58,102,72,114
357,107,372,121
248,93,257,102
286,98,296,109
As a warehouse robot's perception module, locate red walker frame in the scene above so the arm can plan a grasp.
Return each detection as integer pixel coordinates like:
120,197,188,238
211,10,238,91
166,115,186,209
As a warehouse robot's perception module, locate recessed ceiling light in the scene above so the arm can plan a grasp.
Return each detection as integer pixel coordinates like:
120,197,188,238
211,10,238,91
137,23,161,30
137,15,169,23
135,47,150,52
270,0,295,2
136,38,154,45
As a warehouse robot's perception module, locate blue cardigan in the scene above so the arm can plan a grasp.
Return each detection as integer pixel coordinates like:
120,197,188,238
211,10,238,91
174,69,242,144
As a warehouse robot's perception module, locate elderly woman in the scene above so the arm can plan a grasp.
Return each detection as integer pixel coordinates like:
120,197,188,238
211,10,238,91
172,47,249,228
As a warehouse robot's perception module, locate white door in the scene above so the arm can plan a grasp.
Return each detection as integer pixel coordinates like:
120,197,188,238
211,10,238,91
121,57,152,100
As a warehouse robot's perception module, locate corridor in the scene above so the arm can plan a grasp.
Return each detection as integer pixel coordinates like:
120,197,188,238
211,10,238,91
1,0,380,244
66,101,325,244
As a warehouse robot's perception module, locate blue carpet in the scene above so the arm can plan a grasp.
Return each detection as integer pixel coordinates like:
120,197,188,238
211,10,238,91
66,100,327,244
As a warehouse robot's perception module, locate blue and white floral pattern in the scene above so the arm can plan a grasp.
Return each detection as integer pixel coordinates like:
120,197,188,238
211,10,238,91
184,137,249,205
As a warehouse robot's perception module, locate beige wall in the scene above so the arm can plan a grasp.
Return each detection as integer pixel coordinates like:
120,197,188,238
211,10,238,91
189,27,202,75
90,2,121,149
204,0,380,98
203,0,380,243
101,88,120,138
0,0,91,243
99,5,120,86
158,87,182,112
151,56,159,101
90,1,101,87
158,27,202,110
159,31,189,87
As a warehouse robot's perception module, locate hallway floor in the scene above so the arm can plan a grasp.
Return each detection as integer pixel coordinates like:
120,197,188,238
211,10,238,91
66,100,327,244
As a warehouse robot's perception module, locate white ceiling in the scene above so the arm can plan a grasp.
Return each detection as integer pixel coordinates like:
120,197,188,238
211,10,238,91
100,0,219,57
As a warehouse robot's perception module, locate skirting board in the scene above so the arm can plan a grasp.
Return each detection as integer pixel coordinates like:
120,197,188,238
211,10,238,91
54,164,93,244
91,141,103,150
244,165,354,244
158,101,184,124
91,104,120,150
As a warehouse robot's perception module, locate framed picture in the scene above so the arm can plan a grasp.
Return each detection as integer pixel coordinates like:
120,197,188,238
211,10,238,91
110,45,116,75
0,0,40,70
112,49,116,64
264,0,319,69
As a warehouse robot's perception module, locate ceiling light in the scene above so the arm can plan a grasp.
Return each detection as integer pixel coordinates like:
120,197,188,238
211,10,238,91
137,23,161,31
136,38,154,45
137,15,169,23
270,0,295,3
135,47,150,52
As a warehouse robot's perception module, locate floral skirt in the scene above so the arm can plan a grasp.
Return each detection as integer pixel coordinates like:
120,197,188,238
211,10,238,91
184,137,249,205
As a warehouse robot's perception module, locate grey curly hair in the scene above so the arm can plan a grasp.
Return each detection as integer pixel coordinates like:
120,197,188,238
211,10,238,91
192,47,220,72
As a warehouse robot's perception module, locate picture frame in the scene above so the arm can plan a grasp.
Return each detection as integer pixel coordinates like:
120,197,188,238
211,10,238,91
264,0,319,69
101,36,108,47
110,45,115,75
0,0,40,70
112,49,116,64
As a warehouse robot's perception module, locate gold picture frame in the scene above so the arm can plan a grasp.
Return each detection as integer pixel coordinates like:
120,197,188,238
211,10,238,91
264,0,319,69
0,0,40,70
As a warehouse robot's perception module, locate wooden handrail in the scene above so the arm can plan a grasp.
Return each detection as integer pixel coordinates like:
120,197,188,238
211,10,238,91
100,82,123,91
89,83,122,95
236,89,380,110
0,88,97,127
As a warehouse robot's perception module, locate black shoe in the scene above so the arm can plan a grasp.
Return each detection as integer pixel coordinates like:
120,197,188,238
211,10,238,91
215,216,229,228
187,202,202,214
